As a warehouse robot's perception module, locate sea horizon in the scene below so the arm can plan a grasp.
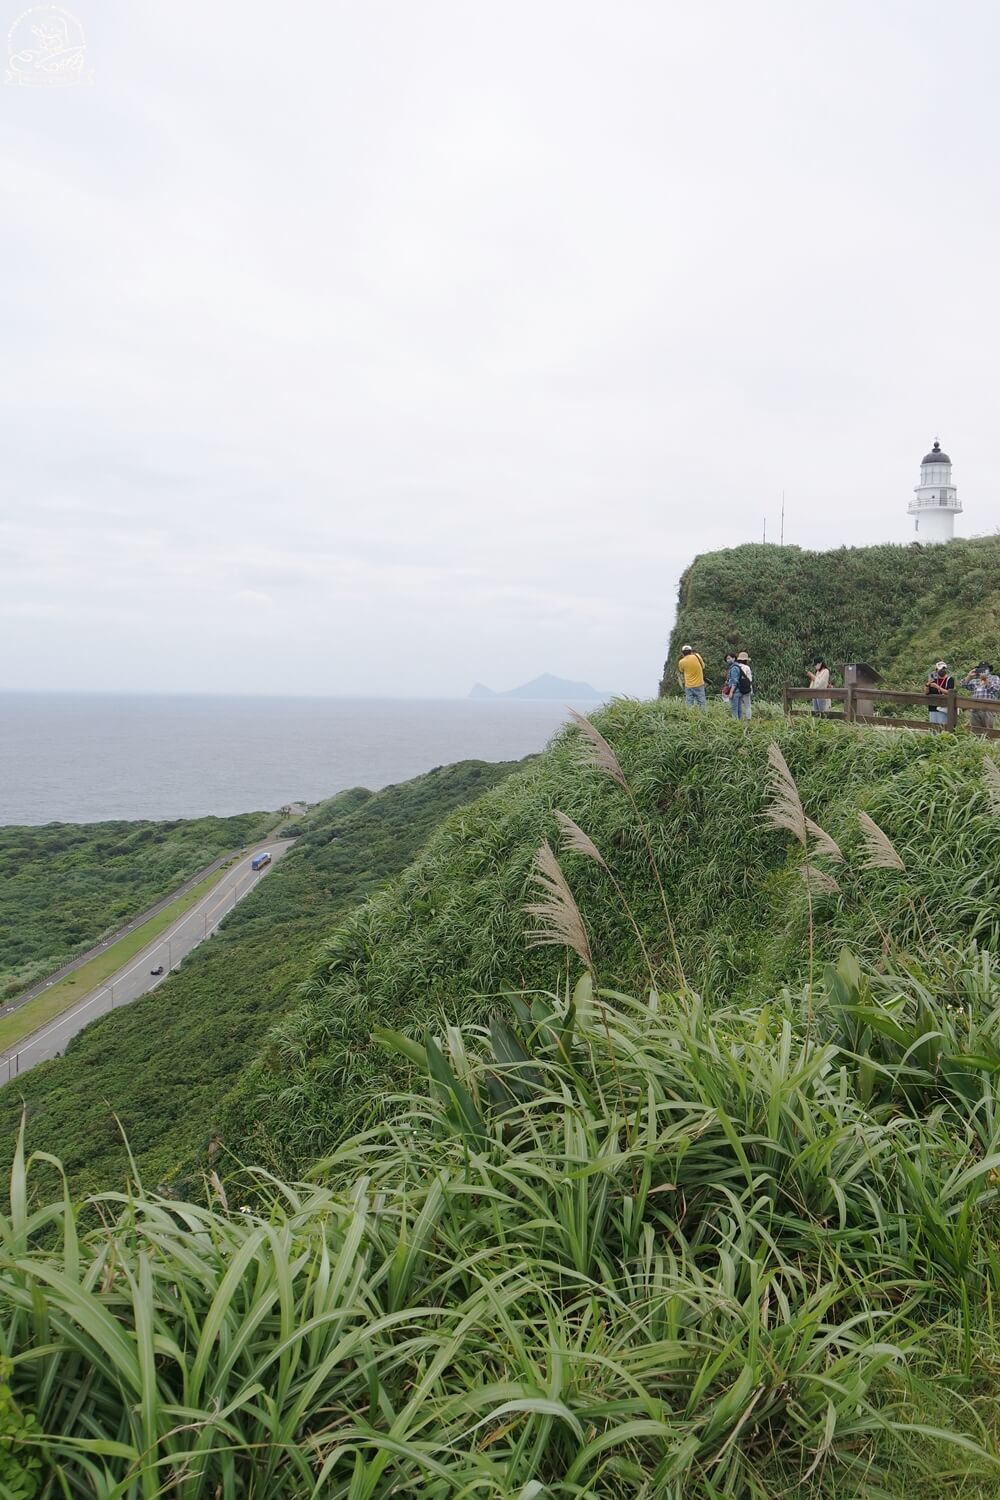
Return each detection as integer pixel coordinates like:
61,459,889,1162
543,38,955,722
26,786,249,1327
0,685,626,702
0,691,610,826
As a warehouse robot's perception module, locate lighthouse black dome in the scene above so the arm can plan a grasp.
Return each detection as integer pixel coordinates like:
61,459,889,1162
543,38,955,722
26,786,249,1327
922,440,951,465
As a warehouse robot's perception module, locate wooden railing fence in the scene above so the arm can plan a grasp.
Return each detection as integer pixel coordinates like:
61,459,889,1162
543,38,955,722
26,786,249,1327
782,684,1000,739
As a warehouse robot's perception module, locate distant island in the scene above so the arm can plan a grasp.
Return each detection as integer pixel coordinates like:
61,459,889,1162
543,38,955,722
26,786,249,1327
468,673,611,702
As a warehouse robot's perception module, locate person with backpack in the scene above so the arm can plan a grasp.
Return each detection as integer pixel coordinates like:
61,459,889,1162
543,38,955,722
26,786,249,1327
677,644,707,708
728,651,753,721
926,660,954,726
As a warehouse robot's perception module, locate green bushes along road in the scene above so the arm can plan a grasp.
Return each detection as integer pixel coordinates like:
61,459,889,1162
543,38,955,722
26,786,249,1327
0,810,275,998
0,760,524,1198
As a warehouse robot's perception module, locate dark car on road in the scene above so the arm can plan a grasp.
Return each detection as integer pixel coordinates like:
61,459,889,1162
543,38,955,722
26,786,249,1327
150,965,165,976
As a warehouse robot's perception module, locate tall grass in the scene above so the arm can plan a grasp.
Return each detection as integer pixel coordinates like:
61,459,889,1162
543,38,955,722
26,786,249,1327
221,702,1000,1175
6,961,1000,1496
6,710,1000,1495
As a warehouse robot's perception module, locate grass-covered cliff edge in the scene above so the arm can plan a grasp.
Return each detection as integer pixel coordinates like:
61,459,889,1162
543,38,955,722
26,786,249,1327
659,534,1000,699
7,702,1000,1495
223,699,1000,1177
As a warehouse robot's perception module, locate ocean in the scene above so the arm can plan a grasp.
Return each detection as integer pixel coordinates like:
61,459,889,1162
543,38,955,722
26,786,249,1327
0,693,598,825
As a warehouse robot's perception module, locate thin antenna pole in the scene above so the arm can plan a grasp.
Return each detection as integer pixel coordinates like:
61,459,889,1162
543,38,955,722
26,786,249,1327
780,490,785,546
763,516,767,544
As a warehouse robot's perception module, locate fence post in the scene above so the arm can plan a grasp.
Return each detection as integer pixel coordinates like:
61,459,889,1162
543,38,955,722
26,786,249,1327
783,682,790,717
946,689,958,731
844,684,855,724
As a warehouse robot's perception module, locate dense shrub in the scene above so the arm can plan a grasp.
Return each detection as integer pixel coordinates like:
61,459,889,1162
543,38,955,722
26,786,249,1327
659,534,1000,699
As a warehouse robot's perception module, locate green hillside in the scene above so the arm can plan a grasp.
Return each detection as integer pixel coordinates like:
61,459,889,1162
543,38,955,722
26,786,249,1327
223,698,1000,1178
0,810,275,998
7,704,1000,1495
659,534,1000,700
0,760,522,1198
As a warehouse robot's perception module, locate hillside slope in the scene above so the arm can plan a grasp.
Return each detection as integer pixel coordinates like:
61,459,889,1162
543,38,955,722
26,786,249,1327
0,760,523,1196
8,711,1000,1495
0,810,274,997
659,534,1000,700
224,698,1000,1177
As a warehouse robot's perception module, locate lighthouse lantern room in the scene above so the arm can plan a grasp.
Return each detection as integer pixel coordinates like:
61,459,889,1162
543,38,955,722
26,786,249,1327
908,439,962,542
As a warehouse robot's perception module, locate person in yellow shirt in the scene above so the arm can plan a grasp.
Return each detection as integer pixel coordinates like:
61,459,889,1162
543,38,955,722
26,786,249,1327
677,644,706,708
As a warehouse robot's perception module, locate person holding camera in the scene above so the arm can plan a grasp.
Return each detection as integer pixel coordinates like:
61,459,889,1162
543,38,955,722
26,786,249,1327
677,644,707,708
960,661,1000,730
807,658,831,716
926,660,954,726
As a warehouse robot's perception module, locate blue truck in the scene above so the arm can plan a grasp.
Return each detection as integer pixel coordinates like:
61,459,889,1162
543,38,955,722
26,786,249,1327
251,851,271,872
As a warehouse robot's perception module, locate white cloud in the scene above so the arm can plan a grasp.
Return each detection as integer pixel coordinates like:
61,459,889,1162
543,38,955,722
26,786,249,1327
2,0,999,695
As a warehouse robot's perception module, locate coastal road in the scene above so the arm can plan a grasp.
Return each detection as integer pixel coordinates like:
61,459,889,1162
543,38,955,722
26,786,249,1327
0,841,294,1085
7,848,247,1012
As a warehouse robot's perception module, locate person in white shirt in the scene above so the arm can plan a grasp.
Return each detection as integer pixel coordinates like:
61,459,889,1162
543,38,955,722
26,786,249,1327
807,659,831,716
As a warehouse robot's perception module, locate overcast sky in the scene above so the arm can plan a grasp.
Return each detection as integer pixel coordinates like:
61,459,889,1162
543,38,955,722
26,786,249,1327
2,0,998,698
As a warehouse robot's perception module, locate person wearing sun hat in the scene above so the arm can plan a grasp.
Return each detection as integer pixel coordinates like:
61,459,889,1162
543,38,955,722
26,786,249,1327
926,659,954,726
728,651,753,721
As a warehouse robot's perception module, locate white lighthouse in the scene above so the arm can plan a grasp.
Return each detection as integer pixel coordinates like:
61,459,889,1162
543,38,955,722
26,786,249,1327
908,439,962,542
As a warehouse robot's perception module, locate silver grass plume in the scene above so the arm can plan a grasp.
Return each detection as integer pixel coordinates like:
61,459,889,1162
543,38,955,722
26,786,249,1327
568,709,628,789
800,863,841,895
524,840,594,969
208,1169,229,1213
805,817,844,863
765,743,806,846
857,811,906,871
554,809,608,869
555,809,658,988
984,756,1000,816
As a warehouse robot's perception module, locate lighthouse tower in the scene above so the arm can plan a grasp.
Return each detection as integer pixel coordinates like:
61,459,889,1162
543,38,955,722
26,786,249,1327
908,439,962,542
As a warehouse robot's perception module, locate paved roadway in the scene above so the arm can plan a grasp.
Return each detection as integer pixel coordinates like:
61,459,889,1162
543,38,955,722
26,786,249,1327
0,840,294,1085
6,848,245,1011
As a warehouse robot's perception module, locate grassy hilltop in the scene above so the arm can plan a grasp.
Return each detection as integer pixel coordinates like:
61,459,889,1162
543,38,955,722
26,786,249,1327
222,700,1000,1176
659,534,1000,700
7,704,1000,1493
